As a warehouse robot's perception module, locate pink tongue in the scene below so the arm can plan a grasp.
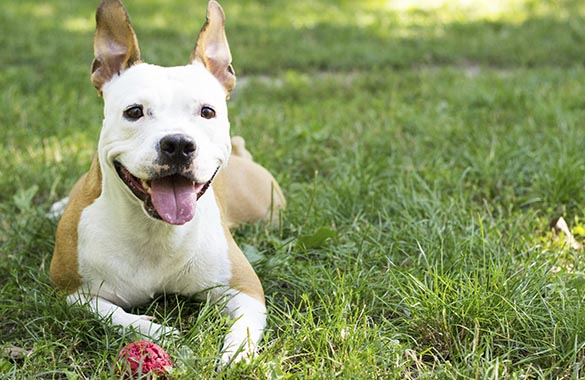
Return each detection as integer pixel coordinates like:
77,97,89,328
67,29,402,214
150,175,197,225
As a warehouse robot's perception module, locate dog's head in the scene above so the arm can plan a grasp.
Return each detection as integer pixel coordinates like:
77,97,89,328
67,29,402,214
90,0,235,225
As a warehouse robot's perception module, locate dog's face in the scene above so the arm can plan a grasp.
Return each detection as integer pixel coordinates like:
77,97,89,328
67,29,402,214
99,63,231,225
91,0,236,225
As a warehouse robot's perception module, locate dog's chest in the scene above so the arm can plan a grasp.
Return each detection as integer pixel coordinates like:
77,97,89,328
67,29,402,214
76,191,232,307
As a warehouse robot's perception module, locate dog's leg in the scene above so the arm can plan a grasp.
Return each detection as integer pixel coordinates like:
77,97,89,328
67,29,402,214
67,292,178,339
215,137,286,228
210,228,267,365
230,136,253,161
213,289,266,365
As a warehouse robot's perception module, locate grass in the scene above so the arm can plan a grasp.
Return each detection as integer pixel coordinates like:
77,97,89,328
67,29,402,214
2,0,585,378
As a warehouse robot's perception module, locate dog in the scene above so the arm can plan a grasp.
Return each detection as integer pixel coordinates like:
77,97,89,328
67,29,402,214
49,0,285,364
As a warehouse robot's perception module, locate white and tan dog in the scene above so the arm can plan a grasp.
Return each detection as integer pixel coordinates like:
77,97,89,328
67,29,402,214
50,0,285,364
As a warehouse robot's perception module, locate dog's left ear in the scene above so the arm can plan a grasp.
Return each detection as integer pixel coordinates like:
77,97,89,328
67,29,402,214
91,0,142,93
191,0,236,96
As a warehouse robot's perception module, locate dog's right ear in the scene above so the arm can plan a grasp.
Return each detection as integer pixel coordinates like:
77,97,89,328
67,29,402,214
191,0,236,96
91,0,141,93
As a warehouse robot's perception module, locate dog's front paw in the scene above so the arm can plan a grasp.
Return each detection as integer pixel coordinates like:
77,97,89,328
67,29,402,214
143,321,180,340
220,349,253,366
219,335,257,366
124,314,180,340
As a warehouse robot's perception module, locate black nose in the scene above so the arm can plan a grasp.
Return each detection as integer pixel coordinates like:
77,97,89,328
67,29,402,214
158,134,196,164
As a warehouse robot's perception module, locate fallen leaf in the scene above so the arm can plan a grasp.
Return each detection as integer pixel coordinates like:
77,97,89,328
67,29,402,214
297,226,338,250
241,244,265,264
551,216,582,250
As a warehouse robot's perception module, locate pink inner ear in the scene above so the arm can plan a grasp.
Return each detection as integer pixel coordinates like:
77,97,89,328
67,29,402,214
190,0,235,93
91,0,142,91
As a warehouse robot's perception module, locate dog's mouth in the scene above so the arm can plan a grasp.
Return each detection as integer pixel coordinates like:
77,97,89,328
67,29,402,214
114,161,217,225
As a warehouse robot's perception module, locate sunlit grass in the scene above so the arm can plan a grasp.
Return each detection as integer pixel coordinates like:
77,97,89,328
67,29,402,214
63,17,94,33
387,0,565,22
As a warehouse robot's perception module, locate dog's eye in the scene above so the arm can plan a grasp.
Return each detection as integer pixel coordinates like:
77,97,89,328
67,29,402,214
123,105,144,121
200,106,216,119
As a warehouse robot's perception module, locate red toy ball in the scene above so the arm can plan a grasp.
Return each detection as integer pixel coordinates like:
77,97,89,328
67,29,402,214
117,340,173,379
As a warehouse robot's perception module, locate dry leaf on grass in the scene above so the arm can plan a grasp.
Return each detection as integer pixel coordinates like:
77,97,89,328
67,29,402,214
551,216,582,250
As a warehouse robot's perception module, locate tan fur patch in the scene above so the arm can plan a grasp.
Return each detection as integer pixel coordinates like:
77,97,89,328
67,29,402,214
225,227,265,304
213,175,264,304
50,156,102,293
215,154,285,229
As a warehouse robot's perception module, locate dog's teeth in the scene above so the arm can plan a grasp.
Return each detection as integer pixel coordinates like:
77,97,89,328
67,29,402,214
141,179,151,192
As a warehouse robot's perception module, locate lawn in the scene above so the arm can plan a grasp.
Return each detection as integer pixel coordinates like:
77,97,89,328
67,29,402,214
2,0,585,378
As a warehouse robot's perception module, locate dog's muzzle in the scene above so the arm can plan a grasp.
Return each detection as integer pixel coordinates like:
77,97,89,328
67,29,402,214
114,161,219,225
158,133,196,168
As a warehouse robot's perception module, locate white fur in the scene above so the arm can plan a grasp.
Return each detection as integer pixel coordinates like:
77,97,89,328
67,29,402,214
65,61,264,364
99,62,231,185
77,187,231,307
217,291,267,364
